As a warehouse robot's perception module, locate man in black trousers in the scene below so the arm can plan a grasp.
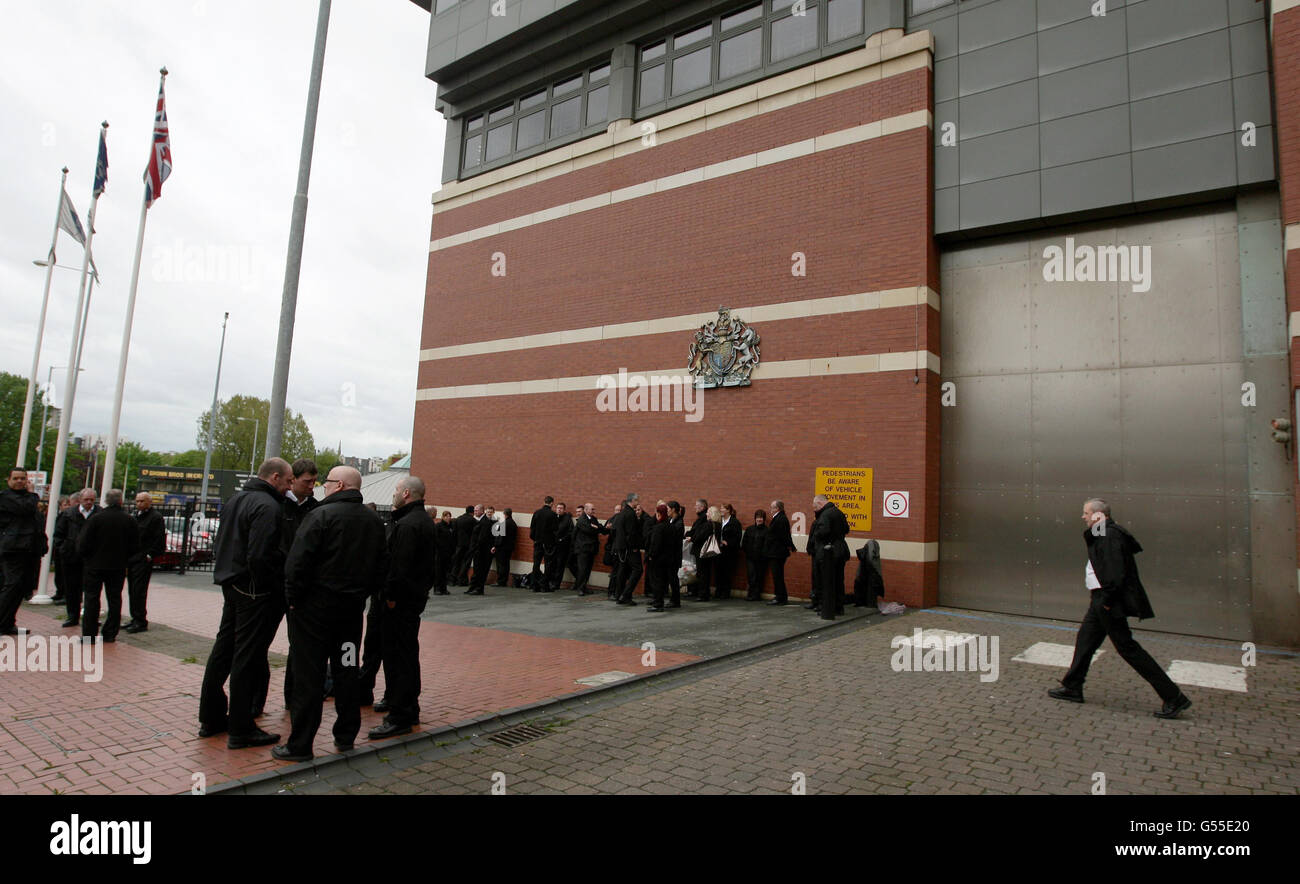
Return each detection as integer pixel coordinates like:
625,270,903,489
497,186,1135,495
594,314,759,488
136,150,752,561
50,496,71,605
547,502,573,592
274,466,386,761
53,488,98,628
466,504,494,595
1049,499,1191,719
665,500,685,608
369,475,437,739
492,507,516,586
529,495,556,590
613,493,643,606
764,500,796,605
571,503,604,595
433,510,454,594
78,489,138,642
0,468,42,636
124,492,166,634
810,494,849,620
270,459,320,713
688,498,712,600
199,458,292,749
450,505,475,586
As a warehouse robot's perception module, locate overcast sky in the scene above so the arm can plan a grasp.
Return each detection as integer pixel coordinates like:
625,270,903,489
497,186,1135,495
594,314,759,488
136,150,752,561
0,0,443,460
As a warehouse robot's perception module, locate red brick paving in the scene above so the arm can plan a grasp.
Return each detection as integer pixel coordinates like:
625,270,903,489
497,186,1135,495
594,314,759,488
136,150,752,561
2,580,697,794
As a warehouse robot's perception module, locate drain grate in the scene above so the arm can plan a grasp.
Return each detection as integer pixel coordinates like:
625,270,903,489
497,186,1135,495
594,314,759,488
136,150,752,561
487,724,551,748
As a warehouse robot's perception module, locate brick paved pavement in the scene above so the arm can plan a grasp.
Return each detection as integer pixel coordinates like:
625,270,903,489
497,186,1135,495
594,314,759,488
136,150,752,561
2,581,697,794
249,609,1300,795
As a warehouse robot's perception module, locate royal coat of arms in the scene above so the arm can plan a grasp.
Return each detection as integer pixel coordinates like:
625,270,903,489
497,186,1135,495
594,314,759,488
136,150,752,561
687,306,761,388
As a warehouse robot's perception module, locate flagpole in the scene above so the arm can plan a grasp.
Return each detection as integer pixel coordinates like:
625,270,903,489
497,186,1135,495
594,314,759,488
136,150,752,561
267,0,330,459
101,68,166,504
16,167,68,468
199,312,230,514
36,122,108,605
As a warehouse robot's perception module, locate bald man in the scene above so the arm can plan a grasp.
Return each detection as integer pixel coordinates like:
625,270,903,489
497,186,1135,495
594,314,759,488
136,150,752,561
199,457,292,749
275,465,387,761
124,492,166,634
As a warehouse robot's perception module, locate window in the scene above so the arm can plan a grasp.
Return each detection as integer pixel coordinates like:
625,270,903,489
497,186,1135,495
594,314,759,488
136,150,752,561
672,45,712,96
433,0,458,14
458,60,616,176
910,0,954,14
722,4,762,31
827,0,863,43
771,3,818,62
719,27,761,79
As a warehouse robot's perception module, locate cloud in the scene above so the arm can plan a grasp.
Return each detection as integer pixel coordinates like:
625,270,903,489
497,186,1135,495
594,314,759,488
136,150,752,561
0,0,443,459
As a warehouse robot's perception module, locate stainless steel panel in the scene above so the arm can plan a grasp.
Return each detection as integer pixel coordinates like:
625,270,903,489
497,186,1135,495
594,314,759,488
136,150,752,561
941,374,1033,492
1118,236,1221,368
942,257,1032,376
939,490,1034,614
1029,277,1120,373
1120,364,1227,496
1031,370,1122,493
1242,356,1292,494
1029,490,1095,622
1247,492,1300,646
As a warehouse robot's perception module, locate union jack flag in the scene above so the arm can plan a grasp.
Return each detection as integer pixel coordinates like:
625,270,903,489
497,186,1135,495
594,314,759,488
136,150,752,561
144,80,171,207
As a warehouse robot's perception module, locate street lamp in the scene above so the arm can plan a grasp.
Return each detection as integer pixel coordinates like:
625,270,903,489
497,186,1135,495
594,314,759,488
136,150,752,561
235,417,259,475
36,364,84,474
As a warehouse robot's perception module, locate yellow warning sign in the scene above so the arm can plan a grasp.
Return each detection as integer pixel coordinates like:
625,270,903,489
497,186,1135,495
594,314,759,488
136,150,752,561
814,467,872,532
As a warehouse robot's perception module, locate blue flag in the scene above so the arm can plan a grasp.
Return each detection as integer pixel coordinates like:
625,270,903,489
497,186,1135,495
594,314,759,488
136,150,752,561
93,127,108,197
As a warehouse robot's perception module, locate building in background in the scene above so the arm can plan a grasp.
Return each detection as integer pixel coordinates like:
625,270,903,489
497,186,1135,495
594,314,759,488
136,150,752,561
136,466,251,508
408,0,1300,646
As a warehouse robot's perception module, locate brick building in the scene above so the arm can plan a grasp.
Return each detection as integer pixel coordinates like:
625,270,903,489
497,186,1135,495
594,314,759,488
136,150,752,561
409,0,1300,647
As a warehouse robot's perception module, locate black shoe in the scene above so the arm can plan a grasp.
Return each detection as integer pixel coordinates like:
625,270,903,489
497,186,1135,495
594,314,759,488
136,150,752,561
577,589,591,596
61,618,78,628
1154,694,1191,719
334,740,354,752
768,599,787,606
50,595,65,604
617,599,638,606
102,635,116,643
198,724,227,738
803,604,818,610
647,605,665,612
124,622,147,634
819,614,835,621
1048,686,1085,703
228,728,280,749
271,745,312,762
667,602,681,608
373,699,390,713
368,721,413,740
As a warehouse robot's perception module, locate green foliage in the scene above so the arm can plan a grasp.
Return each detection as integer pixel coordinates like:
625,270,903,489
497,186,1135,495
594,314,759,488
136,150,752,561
162,449,208,469
382,451,409,470
0,370,56,473
314,447,341,476
195,394,315,470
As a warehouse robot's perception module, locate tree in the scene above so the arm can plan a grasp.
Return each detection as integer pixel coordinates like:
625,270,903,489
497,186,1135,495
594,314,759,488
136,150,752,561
0,370,57,475
83,440,165,495
382,451,408,470
162,449,208,468
314,447,341,477
195,395,315,471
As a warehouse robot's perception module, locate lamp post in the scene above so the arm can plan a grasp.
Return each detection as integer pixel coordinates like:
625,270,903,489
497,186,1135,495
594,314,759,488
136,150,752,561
236,416,259,475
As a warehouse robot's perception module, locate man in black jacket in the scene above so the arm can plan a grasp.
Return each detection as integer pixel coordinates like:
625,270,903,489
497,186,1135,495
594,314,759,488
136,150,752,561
613,493,643,606
124,493,166,634
1050,499,1191,719
666,500,685,608
53,488,98,627
433,510,454,594
274,466,386,761
492,507,517,587
529,496,556,590
50,496,72,604
450,505,475,586
571,503,605,596
715,504,742,601
466,504,494,594
198,458,292,749
547,502,573,592
810,495,850,620
764,500,797,605
369,475,437,739
0,468,42,636
688,499,712,601
268,459,320,713
77,489,138,642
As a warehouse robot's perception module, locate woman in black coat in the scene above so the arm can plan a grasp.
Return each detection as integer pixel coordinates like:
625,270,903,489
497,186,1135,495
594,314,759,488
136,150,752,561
742,509,769,600
644,504,674,612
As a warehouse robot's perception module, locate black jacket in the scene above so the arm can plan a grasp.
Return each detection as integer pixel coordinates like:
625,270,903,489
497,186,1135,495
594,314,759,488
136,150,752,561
719,517,742,558
639,512,655,549
742,522,768,561
763,511,796,560
612,504,642,553
854,540,884,601
810,502,850,562
453,509,475,551
212,477,285,592
0,487,39,557
1084,519,1155,620
493,515,517,553
689,513,712,557
573,513,605,557
601,516,619,566
645,519,674,574
434,519,456,559
280,493,320,556
53,505,97,563
530,505,557,551
553,513,574,549
469,515,494,555
133,507,167,560
385,500,437,607
78,504,138,571
285,488,386,606
669,516,685,566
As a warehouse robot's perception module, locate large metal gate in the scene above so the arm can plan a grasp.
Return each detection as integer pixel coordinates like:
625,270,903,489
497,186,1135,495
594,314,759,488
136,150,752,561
938,201,1293,640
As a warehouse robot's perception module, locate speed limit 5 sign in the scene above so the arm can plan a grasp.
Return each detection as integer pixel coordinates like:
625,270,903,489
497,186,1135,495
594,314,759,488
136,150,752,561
882,491,909,518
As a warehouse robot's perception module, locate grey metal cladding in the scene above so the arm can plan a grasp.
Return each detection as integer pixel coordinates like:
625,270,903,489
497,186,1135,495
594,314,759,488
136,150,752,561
1040,154,1134,216
1130,81,1234,152
959,79,1037,140
1233,71,1273,127
957,0,1035,54
958,33,1037,96
1037,11,1127,78
1035,0,1127,31
926,11,958,59
520,0,561,28
1226,0,1266,25
1037,56,1128,122
1131,133,1237,202
936,186,960,232
1230,20,1269,77
1039,105,1129,168
1125,0,1226,53
960,125,1039,184
934,57,958,101
958,171,1040,229
1127,30,1231,102
1237,124,1275,185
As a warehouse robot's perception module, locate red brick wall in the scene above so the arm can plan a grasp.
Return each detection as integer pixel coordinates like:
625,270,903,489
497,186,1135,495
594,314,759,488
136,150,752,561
414,59,938,607
1275,7,1300,590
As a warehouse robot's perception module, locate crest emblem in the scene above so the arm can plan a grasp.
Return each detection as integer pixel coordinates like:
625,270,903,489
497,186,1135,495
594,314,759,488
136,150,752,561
687,306,761,388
